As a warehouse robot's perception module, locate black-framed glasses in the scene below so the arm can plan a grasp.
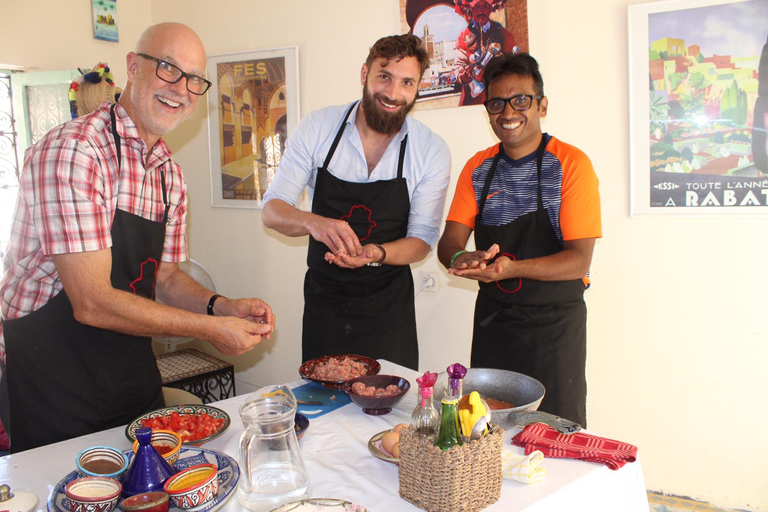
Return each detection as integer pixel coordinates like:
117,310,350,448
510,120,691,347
137,53,212,95
484,94,543,114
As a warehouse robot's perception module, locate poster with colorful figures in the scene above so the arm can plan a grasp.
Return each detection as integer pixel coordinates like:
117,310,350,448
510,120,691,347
399,0,528,110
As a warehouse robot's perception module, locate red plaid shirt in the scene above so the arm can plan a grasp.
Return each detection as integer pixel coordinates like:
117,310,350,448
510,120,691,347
0,103,188,357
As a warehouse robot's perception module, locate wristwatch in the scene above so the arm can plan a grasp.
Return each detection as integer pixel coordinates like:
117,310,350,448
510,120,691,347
366,243,386,267
207,294,223,316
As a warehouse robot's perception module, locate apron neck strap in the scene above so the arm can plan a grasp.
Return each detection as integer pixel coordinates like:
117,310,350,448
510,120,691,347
110,103,170,222
534,136,547,210
396,134,408,180
321,101,357,170
321,101,408,179
110,104,122,170
478,150,502,223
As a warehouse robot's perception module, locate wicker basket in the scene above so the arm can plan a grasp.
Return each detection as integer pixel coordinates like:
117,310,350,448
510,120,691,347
398,425,504,512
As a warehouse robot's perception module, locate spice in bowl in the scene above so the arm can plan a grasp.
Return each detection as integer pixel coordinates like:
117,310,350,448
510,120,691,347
75,446,128,480
65,476,122,512
163,463,218,509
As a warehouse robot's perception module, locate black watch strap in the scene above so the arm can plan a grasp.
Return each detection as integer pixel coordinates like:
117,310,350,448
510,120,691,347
207,294,223,316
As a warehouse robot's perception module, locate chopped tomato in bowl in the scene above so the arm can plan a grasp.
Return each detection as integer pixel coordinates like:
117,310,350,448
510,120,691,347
125,405,230,446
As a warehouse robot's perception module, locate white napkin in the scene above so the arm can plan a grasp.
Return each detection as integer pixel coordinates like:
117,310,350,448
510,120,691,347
501,448,546,484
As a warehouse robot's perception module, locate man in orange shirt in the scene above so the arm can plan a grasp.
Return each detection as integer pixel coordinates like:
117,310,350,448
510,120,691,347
437,53,601,427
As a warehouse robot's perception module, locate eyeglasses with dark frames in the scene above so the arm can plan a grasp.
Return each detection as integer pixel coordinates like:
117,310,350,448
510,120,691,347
137,53,212,95
483,94,544,114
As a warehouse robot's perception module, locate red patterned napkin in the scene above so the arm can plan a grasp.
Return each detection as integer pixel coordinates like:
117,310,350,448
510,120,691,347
511,423,638,470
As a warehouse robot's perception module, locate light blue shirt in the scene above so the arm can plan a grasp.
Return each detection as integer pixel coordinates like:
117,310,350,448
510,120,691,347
263,102,452,248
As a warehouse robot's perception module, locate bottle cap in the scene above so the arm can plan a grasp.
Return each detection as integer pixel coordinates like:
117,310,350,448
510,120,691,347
447,363,467,396
416,371,438,388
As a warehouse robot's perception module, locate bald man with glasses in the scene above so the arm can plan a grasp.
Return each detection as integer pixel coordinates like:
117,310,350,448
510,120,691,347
437,53,601,427
0,22,274,452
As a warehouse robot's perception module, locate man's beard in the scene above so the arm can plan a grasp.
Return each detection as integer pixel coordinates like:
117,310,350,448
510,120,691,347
361,84,416,135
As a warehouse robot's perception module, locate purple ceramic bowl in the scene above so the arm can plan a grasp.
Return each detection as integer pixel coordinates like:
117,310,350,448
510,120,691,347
342,375,411,415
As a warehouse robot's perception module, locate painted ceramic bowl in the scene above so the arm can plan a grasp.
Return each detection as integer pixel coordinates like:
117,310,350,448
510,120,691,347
341,375,410,415
163,463,218,509
125,405,230,446
75,446,128,480
132,429,183,466
64,476,122,512
120,491,170,512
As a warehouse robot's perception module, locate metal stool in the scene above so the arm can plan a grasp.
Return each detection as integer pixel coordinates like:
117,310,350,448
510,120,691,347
156,348,235,404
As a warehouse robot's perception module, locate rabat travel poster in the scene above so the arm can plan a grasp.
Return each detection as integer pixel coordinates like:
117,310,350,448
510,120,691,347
629,0,768,215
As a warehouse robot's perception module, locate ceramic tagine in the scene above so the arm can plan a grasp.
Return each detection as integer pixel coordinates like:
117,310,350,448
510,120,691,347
122,427,176,497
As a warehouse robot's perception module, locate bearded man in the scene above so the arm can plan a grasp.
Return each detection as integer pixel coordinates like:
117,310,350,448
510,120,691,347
262,34,451,370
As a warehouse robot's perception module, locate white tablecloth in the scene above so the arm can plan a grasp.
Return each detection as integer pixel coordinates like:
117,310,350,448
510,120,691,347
0,360,650,512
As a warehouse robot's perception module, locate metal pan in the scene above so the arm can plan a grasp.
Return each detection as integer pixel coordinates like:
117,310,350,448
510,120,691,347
434,368,581,434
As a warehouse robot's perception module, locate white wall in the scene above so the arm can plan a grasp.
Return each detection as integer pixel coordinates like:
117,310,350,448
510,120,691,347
3,0,767,509
0,0,151,83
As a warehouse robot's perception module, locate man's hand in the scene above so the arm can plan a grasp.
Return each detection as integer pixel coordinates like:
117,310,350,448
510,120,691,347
450,239,597,283
262,199,362,256
213,297,275,339
206,297,276,356
324,242,382,269
450,253,513,283
307,217,363,257
208,315,274,356
449,244,500,272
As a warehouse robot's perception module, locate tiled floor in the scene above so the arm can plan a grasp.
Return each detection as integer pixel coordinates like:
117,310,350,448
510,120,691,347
648,491,753,512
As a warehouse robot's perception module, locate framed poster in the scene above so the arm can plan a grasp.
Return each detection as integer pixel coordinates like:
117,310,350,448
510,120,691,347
400,0,529,109
629,0,768,216
92,0,119,42
207,47,299,208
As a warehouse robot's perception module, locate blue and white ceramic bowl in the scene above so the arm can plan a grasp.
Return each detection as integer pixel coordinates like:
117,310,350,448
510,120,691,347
75,446,128,480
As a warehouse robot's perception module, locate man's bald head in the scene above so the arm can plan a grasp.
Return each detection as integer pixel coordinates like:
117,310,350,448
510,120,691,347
120,22,208,148
135,23,206,65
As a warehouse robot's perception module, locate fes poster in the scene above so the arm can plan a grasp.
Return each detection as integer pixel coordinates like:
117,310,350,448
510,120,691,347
400,0,529,110
207,48,299,209
92,0,119,43
631,0,768,214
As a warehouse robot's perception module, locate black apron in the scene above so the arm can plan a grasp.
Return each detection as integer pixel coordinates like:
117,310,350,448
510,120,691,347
302,102,418,370
1,104,166,452
470,137,589,426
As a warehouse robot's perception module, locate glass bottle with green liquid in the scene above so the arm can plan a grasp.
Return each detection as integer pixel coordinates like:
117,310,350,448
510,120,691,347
434,363,466,450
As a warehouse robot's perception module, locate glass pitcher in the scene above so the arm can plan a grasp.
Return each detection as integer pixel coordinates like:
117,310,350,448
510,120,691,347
237,385,311,511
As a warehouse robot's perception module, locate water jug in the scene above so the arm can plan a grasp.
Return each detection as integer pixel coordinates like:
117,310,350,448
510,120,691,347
237,385,311,511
